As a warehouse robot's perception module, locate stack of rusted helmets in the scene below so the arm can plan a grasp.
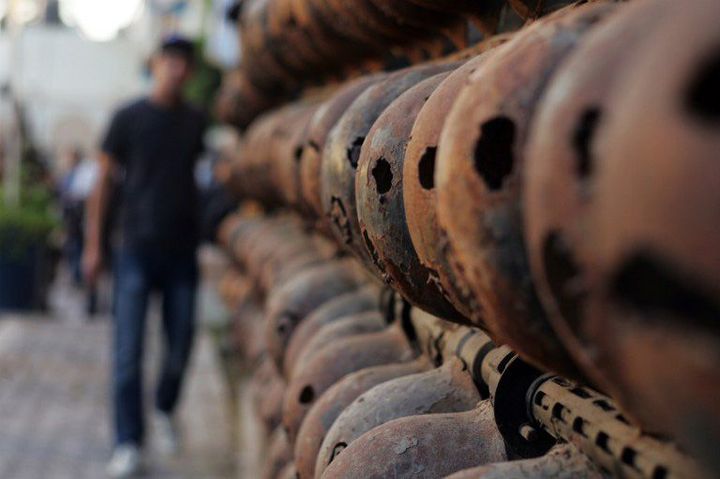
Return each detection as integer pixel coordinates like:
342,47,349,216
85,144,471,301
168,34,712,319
215,0,720,476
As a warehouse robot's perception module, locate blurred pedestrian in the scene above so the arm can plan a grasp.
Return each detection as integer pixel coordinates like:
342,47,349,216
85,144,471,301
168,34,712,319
59,148,86,286
83,36,207,478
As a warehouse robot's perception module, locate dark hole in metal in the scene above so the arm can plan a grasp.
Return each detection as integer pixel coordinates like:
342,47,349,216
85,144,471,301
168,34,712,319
418,146,437,190
570,387,591,399
534,390,547,407
652,465,669,479
299,385,315,404
573,417,587,437
572,107,601,179
596,431,611,453
372,157,393,194
329,442,347,464
294,145,304,162
552,403,566,423
686,48,720,123
347,137,365,169
611,252,720,334
621,446,639,470
593,399,615,412
543,232,586,334
473,116,516,191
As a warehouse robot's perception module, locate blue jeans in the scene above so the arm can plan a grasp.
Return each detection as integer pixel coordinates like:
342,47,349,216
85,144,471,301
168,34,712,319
112,247,198,446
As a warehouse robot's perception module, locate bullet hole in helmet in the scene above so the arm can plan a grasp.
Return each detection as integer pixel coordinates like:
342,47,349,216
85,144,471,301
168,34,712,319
299,385,315,404
347,137,365,169
329,442,347,464
474,116,516,191
277,313,300,337
418,146,437,190
372,158,393,194
610,252,720,333
542,232,586,332
294,145,304,163
572,107,601,179
686,48,720,123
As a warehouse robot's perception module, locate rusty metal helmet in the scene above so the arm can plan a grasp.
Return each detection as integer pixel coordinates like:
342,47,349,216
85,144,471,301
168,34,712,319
264,104,315,207
261,427,292,479
291,311,386,379
284,285,381,378
321,401,506,479
435,2,617,378
265,0,331,80
316,358,481,477
293,358,431,479
356,71,470,322
406,0,506,36
281,322,415,444
264,258,369,370
446,444,605,479
367,0,469,50
320,63,456,263
524,0,665,389
250,358,286,432
299,74,384,220
579,0,720,470
403,52,498,324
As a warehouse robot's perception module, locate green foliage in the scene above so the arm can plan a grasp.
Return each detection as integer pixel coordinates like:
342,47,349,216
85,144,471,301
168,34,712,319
0,183,58,254
184,39,222,112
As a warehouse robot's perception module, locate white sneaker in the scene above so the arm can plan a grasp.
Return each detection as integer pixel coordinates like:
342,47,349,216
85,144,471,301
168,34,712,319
106,443,142,478
152,411,180,455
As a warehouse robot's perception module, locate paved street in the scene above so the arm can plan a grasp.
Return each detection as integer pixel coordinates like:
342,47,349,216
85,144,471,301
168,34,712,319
0,271,235,479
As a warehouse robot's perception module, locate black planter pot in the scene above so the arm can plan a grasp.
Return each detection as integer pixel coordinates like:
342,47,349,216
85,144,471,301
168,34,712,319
0,242,49,312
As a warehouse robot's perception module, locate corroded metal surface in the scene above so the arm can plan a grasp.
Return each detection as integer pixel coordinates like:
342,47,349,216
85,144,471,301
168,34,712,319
402,53,495,323
321,401,507,479
316,358,481,477
524,0,666,391
581,0,720,471
284,286,381,378
282,322,415,443
320,63,456,263
356,72,467,321
435,2,617,377
264,259,368,370
214,1,720,476
291,311,387,378
294,358,432,479
445,444,606,479
299,75,384,220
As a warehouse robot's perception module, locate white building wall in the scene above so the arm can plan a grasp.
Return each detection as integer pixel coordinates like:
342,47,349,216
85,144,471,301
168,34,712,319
0,24,152,163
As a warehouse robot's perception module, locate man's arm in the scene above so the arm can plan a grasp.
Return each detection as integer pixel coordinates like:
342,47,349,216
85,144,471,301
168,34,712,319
83,152,116,285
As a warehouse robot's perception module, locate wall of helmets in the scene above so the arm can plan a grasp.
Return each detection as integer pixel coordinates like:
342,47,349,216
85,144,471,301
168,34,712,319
214,0,720,478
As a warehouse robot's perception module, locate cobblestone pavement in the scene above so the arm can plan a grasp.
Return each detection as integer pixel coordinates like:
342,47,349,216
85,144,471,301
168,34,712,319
0,272,235,479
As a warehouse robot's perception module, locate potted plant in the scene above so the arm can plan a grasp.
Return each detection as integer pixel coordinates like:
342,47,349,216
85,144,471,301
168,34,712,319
0,183,58,311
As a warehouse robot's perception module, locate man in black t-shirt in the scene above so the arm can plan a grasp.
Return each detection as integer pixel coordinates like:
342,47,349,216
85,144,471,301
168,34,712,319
84,36,206,478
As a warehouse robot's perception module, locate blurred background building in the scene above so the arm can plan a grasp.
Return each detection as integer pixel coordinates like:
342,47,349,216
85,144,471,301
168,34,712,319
0,0,238,169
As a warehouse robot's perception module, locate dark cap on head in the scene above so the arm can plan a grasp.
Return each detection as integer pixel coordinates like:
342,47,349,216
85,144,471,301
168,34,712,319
159,35,196,63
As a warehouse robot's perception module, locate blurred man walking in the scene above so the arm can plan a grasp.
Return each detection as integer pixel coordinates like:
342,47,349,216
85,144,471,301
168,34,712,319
84,36,206,478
